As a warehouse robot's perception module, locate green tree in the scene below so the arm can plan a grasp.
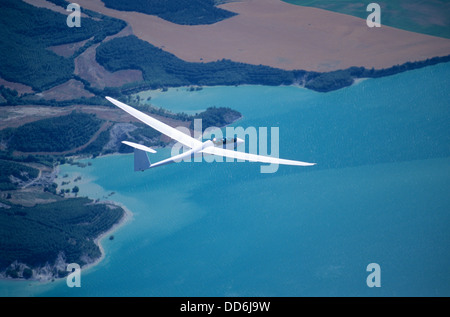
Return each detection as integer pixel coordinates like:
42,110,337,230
72,186,79,194
23,268,33,279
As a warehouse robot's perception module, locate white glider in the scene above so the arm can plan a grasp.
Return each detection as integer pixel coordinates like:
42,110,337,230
105,96,316,171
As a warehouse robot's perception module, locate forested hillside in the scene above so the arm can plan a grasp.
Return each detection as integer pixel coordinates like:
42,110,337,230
2,112,103,153
102,0,236,25
0,0,125,91
96,35,450,93
0,198,124,278
0,160,39,191
96,35,296,90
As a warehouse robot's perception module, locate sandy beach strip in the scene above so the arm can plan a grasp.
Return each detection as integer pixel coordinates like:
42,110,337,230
75,0,450,72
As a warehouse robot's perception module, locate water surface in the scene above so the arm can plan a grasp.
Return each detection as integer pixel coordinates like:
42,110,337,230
1,62,449,296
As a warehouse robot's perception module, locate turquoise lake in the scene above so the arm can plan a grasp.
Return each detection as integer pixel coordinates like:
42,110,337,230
1,62,449,296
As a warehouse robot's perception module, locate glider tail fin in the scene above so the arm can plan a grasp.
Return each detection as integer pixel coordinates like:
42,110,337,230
121,141,155,172
134,148,151,172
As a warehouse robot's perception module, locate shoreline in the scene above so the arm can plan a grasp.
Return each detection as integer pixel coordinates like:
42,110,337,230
76,0,450,72
55,158,135,277
0,159,134,283
0,59,446,282
41,108,245,278
108,48,450,95
0,198,133,283
81,199,133,274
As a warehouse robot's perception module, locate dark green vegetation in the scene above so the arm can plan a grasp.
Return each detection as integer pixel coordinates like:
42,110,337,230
132,101,192,122
283,0,450,39
0,86,19,105
102,0,236,25
97,35,450,93
1,112,102,153
304,56,450,92
0,160,39,191
79,130,111,157
128,122,164,149
0,198,124,277
191,107,241,132
0,105,241,158
0,0,125,91
97,35,297,90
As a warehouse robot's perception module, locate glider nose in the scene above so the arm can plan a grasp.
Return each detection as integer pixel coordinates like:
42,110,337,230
236,137,245,146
